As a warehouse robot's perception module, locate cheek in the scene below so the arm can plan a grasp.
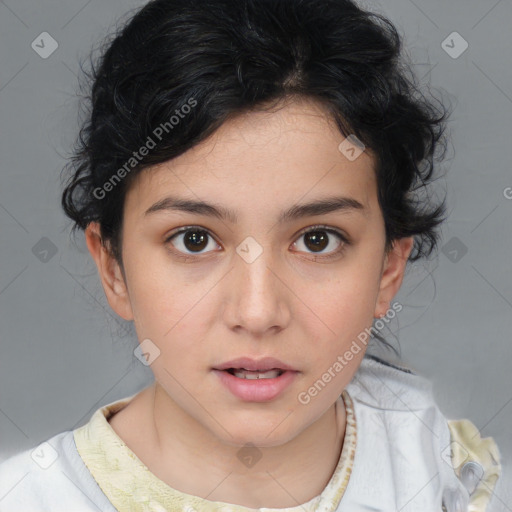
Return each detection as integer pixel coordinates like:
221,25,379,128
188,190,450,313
124,252,216,362
124,243,198,320
304,260,382,344
300,268,380,399
130,281,209,351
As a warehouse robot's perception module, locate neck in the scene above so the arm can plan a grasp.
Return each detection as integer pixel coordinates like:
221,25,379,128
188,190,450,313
136,382,347,508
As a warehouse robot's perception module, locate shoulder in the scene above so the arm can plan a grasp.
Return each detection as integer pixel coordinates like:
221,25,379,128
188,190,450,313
342,355,502,511
0,429,116,512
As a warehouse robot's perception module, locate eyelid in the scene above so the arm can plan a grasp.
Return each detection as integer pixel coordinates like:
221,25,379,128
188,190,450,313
165,225,218,243
294,224,350,243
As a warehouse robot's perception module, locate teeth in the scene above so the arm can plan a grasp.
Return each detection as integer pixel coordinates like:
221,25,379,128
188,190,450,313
232,369,283,379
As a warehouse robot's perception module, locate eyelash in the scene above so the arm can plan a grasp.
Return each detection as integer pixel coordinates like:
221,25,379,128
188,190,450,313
164,224,350,261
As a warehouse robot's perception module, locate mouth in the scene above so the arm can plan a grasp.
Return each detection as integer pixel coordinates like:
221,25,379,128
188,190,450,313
223,368,286,379
212,357,298,401
213,356,297,374
213,366,298,402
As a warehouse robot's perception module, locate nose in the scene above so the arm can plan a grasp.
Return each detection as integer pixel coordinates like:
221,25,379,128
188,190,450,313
224,240,291,336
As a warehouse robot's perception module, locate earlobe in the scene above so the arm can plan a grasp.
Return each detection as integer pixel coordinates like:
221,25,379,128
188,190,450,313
84,222,134,321
374,237,414,319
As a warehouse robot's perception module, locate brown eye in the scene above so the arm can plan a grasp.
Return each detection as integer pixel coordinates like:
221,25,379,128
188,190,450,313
166,228,218,255
303,230,329,252
182,230,209,252
293,226,348,258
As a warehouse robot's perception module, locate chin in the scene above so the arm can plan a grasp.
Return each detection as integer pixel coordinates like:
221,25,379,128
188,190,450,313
214,420,299,449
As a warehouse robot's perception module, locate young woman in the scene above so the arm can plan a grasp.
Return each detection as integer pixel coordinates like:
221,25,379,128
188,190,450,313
0,0,501,510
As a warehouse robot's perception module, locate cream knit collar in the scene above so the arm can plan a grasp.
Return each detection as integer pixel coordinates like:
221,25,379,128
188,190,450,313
73,390,357,512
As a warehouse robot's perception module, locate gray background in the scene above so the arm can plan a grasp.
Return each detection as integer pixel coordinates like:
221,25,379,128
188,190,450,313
1,0,511,508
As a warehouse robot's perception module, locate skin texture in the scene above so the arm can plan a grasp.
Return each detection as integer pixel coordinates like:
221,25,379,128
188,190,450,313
85,97,413,508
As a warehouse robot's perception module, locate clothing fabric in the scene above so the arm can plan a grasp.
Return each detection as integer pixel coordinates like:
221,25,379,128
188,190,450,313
0,355,502,511
71,387,355,512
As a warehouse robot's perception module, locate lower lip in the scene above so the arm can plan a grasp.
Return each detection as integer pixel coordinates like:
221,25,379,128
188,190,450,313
213,369,298,402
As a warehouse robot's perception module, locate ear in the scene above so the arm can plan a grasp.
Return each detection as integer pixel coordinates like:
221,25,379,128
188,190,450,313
374,237,414,318
85,222,134,321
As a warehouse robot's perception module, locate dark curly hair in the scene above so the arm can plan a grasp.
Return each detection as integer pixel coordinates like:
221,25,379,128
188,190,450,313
61,0,450,353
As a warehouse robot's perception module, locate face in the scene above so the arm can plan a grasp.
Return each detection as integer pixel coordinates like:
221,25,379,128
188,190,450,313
87,97,412,448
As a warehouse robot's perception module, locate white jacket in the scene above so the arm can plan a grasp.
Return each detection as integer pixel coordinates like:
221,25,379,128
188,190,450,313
0,355,502,511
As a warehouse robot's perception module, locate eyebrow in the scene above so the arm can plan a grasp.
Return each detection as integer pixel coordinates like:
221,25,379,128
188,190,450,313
144,195,366,223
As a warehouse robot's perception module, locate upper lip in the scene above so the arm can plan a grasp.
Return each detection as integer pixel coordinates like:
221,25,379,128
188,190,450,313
213,357,297,372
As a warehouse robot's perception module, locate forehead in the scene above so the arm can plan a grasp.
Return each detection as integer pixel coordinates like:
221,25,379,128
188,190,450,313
125,98,378,219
